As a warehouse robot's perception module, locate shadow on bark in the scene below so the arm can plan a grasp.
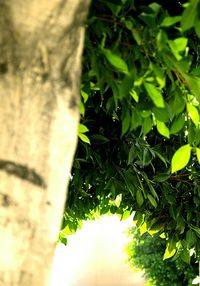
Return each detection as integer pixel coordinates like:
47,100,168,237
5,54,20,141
0,160,46,188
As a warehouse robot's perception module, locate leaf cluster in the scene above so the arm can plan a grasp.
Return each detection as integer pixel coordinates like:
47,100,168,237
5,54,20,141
126,227,198,286
62,0,200,260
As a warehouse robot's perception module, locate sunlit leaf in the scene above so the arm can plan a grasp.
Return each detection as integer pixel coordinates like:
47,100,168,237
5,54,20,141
144,82,165,108
168,38,188,61
78,133,91,144
156,120,170,138
161,16,181,27
79,124,89,134
130,89,139,103
163,244,176,260
103,49,129,74
171,144,191,173
196,148,200,164
187,103,199,127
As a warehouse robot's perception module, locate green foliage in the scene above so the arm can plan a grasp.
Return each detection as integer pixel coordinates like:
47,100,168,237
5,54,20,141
126,228,199,286
61,0,200,261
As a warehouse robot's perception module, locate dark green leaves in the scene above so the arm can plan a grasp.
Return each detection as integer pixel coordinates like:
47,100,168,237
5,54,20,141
181,0,199,32
65,0,200,258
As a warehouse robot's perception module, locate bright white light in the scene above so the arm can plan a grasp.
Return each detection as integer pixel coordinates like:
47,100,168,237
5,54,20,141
50,215,145,286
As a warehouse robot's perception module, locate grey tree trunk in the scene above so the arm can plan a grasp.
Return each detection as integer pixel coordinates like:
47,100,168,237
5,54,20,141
0,1,90,285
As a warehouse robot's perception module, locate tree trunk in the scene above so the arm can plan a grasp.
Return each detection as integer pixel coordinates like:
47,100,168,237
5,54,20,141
0,1,90,285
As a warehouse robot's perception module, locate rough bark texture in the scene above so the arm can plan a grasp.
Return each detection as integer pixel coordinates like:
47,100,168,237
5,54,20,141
0,0,90,285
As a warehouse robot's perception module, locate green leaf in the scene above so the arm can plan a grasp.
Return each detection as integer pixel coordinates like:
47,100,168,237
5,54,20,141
142,116,152,136
156,120,170,138
147,194,157,208
170,115,185,134
81,90,89,103
160,16,181,27
128,144,136,165
186,229,196,247
131,108,142,130
153,107,169,122
168,38,188,61
141,110,151,118
183,74,200,102
90,134,110,144
181,0,198,32
130,89,139,103
196,147,200,163
80,101,85,116
78,133,91,144
140,222,148,235
136,190,144,207
171,144,191,173
194,14,200,37
103,49,129,74
79,124,89,134
121,109,131,136
163,244,176,260
144,82,165,108
170,90,185,117
131,29,142,45
59,232,67,245
133,211,144,228
154,173,170,182
180,249,190,264
187,103,199,127
191,225,200,238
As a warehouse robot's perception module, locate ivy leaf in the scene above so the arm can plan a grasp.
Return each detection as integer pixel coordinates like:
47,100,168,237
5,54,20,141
144,82,165,108
171,144,191,173
156,120,170,138
103,49,129,74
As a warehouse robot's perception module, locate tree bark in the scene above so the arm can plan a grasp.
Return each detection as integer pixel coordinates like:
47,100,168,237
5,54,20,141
0,0,90,285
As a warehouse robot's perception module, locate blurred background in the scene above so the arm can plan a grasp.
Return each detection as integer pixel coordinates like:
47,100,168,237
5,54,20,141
50,215,146,286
